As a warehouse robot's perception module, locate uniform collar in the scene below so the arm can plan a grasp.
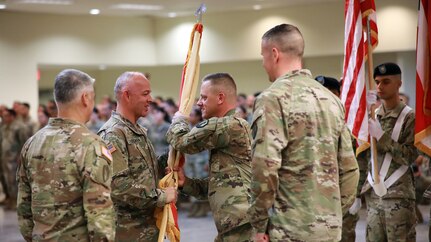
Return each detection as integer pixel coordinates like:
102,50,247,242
376,102,406,119
275,69,313,83
224,109,236,117
111,111,146,135
48,117,86,128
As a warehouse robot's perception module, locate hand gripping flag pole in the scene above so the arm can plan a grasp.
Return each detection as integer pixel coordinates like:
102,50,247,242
155,4,206,242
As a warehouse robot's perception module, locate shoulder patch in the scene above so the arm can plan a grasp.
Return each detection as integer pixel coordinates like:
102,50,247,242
101,146,113,162
107,143,117,154
196,120,209,128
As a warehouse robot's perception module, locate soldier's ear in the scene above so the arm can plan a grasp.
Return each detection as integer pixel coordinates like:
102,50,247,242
217,92,225,105
81,91,91,108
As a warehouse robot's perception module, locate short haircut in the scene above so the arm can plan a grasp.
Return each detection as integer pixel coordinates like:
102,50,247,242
54,69,95,104
202,73,237,99
114,72,146,101
22,102,30,109
262,23,304,58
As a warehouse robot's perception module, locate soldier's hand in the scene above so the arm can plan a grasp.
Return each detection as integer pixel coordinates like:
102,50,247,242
368,118,384,140
172,111,187,123
253,233,269,242
164,187,178,204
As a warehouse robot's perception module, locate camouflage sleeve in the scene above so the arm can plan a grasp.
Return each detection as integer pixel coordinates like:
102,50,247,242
82,142,116,242
248,94,286,234
100,130,166,209
166,116,230,154
181,176,209,200
337,124,359,214
377,112,417,166
356,149,370,196
16,139,34,242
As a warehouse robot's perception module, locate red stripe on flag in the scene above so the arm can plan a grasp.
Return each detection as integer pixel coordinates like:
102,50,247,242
342,0,378,146
415,0,431,156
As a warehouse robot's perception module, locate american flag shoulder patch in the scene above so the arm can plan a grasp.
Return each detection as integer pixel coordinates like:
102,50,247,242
107,143,117,154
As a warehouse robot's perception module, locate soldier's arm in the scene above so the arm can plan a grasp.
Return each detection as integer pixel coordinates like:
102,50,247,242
166,116,230,154
99,130,167,209
356,149,370,196
181,176,209,200
82,143,116,242
16,141,34,242
377,112,417,165
338,124,359,214
248,94,285,234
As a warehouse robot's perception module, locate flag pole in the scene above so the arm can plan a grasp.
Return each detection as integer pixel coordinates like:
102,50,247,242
366,16,380,185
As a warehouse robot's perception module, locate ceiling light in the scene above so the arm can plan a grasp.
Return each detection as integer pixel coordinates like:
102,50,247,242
168,12,177,18
90,9,100,15
111,4,163,11
253,5,262,10
15,0,73,5
0,4,6,9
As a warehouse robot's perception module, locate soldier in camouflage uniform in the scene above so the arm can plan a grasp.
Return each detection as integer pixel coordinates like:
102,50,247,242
98,72,177,242
16,69,116,241
1,108,29,209
361,63,417,242
167,73,253,242
248,24,359,242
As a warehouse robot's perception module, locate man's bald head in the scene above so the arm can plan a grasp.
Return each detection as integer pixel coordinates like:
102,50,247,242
202,73,237,104
262,23,304,59
114,72,148,102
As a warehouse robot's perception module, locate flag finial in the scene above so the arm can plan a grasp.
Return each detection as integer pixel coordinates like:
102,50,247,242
195,3,206,23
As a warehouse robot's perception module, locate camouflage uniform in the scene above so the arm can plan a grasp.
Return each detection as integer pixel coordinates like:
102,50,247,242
98,112,165,242
167,109,253,242
361,102,417,242
17,118,115,241
1,118,29,206
248,69,359,242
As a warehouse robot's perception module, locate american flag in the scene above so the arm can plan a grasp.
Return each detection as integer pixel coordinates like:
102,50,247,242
415,0,431,157
341,0,378,152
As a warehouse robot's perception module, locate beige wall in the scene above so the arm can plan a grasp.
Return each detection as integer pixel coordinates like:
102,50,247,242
0,0,419,116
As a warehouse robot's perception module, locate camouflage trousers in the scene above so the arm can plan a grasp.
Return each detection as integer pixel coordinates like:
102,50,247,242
341,211,359,242
365,197,416,242
1,159,17,200
215,222,252,242
115,216,159,242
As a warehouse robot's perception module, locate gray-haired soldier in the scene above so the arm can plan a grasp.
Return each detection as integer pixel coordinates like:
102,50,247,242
17,69,116,241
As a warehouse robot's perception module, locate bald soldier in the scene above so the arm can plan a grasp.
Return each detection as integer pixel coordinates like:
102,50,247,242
98,72,177,241
248,24,359,242
167,73,253,242
17,69,116,241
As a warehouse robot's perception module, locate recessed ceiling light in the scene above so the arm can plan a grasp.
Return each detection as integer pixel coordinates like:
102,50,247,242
90,9,100,15
15,0,72,5
111,4,163,11
253,5,262,10
0,4,6,9
168,12,177,18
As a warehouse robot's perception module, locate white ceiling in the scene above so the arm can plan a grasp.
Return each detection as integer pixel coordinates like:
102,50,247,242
1,0,340,18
